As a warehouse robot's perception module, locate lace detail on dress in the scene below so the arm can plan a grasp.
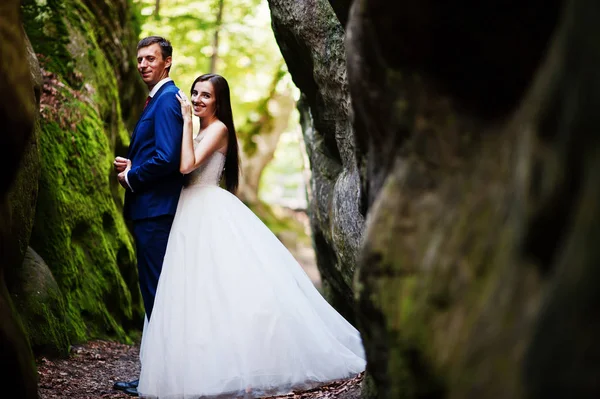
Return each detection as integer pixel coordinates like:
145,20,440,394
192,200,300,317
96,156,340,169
186,132,226,187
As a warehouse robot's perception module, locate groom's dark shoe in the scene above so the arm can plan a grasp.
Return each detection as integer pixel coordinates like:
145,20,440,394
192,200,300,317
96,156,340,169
123,387,139,397
113,378,139,390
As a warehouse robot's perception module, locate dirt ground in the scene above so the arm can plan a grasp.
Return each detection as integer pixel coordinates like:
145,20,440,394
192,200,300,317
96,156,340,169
36,340,363,398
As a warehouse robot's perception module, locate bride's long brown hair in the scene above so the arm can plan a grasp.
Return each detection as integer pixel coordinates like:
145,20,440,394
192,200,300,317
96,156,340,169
191,73,240,194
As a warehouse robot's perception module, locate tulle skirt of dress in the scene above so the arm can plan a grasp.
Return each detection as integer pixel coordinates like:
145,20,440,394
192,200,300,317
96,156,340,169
137,185,366,399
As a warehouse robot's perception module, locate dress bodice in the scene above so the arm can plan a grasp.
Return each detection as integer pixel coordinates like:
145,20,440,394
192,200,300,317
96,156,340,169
186,133,226,187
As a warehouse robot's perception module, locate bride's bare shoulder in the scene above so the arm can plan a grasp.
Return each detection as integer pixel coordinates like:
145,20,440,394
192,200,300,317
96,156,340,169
212,120,228,134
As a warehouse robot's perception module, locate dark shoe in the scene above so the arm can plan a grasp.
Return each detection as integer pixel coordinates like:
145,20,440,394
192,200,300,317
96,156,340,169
123,387,139,396
113,378,139,390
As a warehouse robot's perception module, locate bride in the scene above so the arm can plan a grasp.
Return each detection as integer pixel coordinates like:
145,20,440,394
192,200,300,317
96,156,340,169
136,73,366,398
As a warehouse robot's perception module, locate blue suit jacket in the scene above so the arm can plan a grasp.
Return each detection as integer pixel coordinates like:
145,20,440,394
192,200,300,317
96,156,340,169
124,81,184,221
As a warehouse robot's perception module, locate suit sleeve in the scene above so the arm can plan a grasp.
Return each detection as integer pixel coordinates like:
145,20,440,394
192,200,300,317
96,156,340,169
127,94,183,192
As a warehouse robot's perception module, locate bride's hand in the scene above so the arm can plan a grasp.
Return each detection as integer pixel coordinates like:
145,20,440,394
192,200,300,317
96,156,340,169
176,90,192,119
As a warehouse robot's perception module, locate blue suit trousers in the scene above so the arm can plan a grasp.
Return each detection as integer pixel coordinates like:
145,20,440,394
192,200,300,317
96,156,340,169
132,214,174,319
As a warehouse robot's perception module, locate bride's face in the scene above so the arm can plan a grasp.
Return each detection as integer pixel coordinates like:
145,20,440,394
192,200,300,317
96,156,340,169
191,81,216,118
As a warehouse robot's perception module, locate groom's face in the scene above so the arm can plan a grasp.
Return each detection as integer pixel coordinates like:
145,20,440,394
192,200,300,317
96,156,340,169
137,43,172,89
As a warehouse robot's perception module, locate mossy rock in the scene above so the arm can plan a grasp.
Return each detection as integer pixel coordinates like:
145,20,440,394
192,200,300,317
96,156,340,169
5,33,42,295
20,0,143,349
267,0,365,325
11,247,70,356
0,0,41,397
30,87,140,345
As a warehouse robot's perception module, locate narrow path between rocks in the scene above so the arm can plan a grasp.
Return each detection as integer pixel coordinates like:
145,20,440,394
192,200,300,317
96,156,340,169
37,340,363,398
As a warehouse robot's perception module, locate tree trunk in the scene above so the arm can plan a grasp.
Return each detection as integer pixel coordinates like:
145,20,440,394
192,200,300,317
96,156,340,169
210,0,225,74
237,65,293,205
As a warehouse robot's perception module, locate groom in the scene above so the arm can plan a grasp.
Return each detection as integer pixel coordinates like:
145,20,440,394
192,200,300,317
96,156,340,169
113,35,184,396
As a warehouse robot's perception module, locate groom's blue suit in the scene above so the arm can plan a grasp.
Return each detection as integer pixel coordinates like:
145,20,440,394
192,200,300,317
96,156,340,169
124,80,184,318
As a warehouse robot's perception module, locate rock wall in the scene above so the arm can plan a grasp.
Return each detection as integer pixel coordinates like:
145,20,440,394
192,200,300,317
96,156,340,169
267,0,364,323
346,0,600,398
8,0,146,354
0,0,40,396
269,0,600,397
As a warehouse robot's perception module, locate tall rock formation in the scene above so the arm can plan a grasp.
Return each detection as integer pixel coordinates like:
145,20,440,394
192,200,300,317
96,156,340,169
0,0,41,397
8,0,147,355
267,0,364,323
269,0,600,397
346,0,600,398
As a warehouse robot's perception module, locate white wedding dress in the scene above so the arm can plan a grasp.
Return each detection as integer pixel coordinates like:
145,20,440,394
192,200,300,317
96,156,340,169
137,134,366,399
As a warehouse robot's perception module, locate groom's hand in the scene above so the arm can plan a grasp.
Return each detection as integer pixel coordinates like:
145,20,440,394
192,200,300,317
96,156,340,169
117,171,128,188
113,156,129,173
115,157,132,190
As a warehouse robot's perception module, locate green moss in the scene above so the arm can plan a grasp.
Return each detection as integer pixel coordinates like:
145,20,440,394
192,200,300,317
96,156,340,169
26,299,70,356
0,279,39,399
20,0,142,351
31,104,139,344
11,248,70,356
21,0,76,85
360,170,448,398
358,126,527,396
5,118,41,289
360,373,379,399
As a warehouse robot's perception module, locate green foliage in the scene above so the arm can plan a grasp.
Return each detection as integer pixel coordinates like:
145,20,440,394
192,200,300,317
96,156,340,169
247,200,311,246
259,127,308,209
237,61,287,156
21,0,75,83
135,0,287,132
135,0,307,228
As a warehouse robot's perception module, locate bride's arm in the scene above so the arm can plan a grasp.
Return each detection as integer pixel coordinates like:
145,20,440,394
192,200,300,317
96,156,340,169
179,123,227,174
176,91,195,174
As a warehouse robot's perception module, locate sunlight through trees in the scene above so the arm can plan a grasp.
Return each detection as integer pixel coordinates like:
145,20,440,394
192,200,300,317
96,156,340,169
135,0,304,211
134,0,316,281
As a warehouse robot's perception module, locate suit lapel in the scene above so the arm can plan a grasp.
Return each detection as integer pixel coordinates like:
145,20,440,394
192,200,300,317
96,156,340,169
128,81,175,151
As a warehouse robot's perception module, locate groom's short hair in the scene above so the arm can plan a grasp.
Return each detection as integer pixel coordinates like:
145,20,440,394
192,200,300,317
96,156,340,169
137,36,173,62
